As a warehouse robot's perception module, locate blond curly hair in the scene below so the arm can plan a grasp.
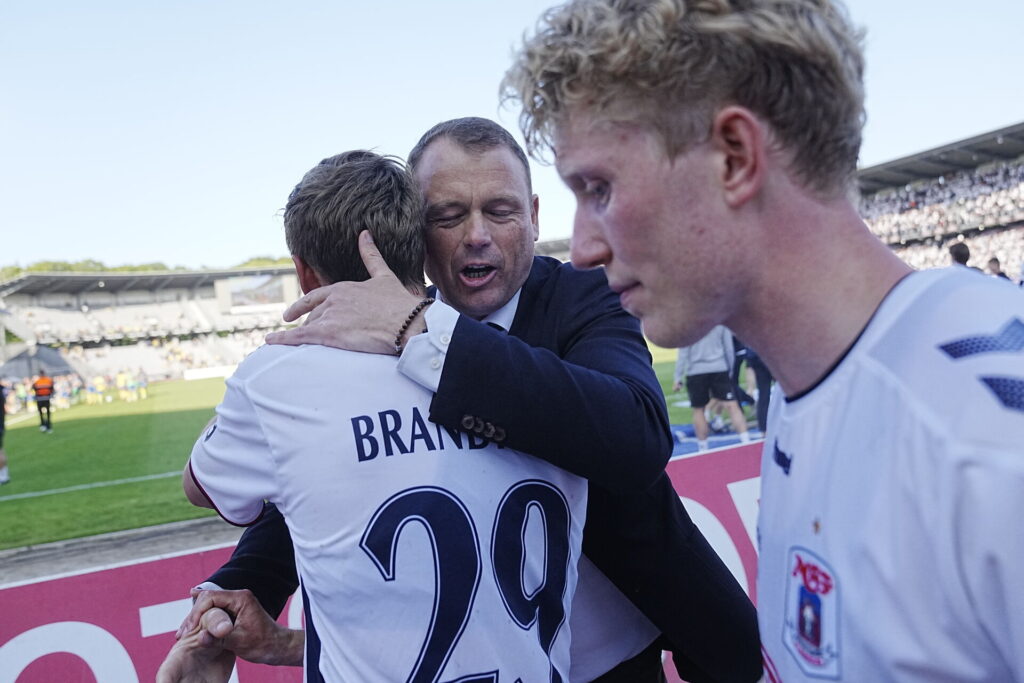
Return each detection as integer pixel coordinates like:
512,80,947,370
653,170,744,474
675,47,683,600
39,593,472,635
502,0,866,195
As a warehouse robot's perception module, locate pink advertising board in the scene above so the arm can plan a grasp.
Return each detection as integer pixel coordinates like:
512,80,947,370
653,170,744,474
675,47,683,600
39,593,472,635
1,443,761,682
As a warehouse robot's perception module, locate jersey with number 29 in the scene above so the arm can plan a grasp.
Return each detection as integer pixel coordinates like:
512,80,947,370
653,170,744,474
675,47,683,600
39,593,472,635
190,344,588,683
758,267,1024,681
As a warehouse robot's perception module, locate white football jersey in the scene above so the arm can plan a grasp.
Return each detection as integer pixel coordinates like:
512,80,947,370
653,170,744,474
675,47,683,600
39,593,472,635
758,267,1024,682
190,344,589,683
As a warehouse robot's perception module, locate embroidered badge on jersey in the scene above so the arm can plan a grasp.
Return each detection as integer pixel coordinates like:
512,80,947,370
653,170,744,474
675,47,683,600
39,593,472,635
783,546,840,679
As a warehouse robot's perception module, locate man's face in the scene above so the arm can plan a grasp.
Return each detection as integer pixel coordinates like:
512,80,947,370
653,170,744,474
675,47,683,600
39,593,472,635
555,114,747,347
415,139,539,320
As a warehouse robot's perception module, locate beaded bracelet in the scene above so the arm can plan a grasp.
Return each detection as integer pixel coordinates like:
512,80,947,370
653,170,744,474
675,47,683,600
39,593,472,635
394,297,435,354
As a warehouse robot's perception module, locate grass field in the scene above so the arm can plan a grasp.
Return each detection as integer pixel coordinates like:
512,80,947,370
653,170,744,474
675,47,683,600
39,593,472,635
650,343,696,426
0,379,225,550
1,349,693,551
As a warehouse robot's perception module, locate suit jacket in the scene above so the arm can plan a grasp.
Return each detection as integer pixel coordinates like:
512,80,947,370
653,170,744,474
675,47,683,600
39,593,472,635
209,256,760,681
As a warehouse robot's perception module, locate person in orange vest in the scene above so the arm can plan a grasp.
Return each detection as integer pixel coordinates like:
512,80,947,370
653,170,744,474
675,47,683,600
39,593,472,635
32,369,54,433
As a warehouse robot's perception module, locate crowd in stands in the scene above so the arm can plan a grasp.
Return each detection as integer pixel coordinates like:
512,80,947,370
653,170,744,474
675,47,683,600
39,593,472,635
5,156,1021,391
14,301,199,343
60,330,280,381
857,156,1024,281
861,158,1024,245
11,299,284,346
893,225,1024,277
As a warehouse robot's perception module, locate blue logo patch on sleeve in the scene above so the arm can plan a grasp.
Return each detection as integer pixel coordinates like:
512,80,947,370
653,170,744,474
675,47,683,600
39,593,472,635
940,319,1024,412
940,318,1024,359
980,377,1024,412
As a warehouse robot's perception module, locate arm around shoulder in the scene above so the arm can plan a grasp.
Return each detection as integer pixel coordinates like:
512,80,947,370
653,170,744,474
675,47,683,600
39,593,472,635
429,263,672,491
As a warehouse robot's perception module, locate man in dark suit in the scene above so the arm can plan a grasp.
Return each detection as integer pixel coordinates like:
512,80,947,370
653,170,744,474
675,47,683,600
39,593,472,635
164,118,759,682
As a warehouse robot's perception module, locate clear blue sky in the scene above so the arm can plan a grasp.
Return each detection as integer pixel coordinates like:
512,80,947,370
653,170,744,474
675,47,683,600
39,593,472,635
2,1,1022,270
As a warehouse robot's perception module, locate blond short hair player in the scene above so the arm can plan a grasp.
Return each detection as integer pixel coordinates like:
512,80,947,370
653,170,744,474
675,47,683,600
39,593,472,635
504,0,1024,680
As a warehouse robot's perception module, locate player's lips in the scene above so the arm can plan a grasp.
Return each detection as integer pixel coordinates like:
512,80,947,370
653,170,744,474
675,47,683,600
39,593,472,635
610,280,641,312
458,264,498,288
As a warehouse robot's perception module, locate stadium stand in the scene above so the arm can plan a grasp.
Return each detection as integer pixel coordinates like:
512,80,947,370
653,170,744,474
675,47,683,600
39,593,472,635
859,121,1024,277
541,123,1024,276
0,268,298,382
2,123,1022,382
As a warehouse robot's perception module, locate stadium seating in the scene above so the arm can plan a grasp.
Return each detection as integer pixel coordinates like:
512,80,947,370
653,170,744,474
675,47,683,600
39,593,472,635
861,157,1024,277
3,144,1022,382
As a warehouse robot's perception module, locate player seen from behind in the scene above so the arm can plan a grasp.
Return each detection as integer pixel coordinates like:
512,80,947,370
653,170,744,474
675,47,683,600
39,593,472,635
180,151,588,682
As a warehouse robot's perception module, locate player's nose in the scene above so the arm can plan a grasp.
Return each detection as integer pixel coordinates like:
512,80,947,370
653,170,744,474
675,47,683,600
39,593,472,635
570,212,610,270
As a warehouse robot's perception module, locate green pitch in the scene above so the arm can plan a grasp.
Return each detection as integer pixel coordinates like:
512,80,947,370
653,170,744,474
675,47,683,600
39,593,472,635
0,379,226,550
650,343,695,426
1,350,692,551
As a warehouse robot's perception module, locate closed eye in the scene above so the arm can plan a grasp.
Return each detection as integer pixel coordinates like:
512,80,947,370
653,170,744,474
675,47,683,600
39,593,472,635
429,215,463,228
483,197,523,221
582,178,610,205
488,208,518,220
426,206,466,228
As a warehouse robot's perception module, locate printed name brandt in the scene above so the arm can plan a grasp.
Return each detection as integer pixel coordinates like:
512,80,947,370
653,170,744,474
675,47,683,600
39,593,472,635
351,407,495,461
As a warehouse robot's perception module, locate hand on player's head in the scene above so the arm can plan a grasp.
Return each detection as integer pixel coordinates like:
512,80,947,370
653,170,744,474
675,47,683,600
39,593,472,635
267,232,428,354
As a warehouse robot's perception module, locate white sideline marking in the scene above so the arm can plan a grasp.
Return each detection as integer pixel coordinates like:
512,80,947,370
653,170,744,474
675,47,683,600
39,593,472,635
0,471,180,503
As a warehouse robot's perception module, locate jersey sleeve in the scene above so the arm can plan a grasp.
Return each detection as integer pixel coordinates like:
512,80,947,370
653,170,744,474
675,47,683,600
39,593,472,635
188,375,277,526
953,446,1024,677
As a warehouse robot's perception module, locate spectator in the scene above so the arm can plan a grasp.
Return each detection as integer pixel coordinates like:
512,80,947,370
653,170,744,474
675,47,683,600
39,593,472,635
988,256,1011,280
950,241,971,266
674,325,751,451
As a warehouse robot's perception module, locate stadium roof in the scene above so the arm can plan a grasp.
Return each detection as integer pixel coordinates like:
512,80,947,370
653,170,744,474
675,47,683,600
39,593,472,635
0,266,294,298
5,121,1022,295
858,121,1024,195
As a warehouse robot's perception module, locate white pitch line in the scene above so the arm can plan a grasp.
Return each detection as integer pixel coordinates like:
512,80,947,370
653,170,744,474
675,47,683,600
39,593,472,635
0,471,180,503
4,412,39,427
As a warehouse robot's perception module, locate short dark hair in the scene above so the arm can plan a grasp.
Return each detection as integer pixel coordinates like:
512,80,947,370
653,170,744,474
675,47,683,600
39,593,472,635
407,117,532,193
988,256,1001,266
284,150,425,288
949,242,970,265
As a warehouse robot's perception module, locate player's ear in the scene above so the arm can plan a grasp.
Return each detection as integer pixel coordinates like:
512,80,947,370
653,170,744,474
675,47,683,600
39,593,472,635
292,255,325,294
710,106,765,208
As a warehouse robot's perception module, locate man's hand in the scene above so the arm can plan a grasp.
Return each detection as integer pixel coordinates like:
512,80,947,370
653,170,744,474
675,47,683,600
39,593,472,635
266,231,429,353
172,588,304,667
672,380,682,392
156,626,236,683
